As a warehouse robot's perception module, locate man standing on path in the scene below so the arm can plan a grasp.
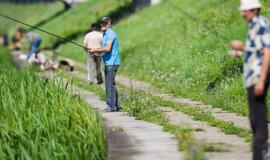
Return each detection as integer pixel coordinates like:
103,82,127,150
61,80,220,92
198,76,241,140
89,17,121,112
231,0,270,159
84,23,103,85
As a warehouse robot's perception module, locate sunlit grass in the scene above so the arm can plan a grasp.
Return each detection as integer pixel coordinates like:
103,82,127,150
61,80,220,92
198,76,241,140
0,48,107,160
0,2,63,34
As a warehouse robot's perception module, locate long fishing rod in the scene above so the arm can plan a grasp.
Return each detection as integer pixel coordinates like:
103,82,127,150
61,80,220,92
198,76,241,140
0,14,88,50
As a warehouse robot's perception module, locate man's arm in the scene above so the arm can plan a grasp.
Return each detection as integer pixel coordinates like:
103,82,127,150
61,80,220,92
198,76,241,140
231,40,245,51
89,41,112,54
255,24,270,96
83,37,89,52
260,49,270,82
255,48,270,96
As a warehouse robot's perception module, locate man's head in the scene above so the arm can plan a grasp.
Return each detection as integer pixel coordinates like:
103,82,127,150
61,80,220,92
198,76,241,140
91,23,100,31
100,17,112,32
15,28,24,40
239,0,261,22
17,28,24,34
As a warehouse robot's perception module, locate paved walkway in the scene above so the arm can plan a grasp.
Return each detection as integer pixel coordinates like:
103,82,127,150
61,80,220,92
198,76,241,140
70,69,254,130
160,107,251,160
45,72,183,160
61,58,254,131
69,70,252,160
69,82,183,160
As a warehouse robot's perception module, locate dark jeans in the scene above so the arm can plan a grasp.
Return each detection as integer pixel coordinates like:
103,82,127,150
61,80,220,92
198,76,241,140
27,38,42,59
247,83,269,160
105,65,120,111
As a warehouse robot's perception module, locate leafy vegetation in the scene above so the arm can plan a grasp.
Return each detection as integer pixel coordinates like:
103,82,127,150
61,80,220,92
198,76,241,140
0,48,107,160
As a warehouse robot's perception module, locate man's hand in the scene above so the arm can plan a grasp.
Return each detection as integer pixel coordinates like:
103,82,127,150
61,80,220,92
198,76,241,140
254,80,265,97
229,50,242,59
88,48,96,54
254,48,270,97
231,40,244,51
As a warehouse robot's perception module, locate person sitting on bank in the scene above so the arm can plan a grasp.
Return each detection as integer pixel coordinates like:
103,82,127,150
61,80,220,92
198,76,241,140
16,28,42,60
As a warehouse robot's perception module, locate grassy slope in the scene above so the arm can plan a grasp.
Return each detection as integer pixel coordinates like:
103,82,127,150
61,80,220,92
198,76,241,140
38,0,131,49
57,0,270,118
115,0,270,117
0,2,63,34
0,47,106,159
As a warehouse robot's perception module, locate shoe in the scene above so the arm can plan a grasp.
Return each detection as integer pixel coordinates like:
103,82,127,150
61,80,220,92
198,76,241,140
116,107,121,112
97,80,103,85
89,82,94,85
263,149,270,160
104,108,116,112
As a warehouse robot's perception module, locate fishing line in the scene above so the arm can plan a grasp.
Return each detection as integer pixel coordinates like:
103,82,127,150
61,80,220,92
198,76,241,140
0,14,88,50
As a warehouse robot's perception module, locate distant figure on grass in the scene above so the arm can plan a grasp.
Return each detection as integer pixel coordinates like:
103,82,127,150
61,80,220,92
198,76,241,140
28,49,55,70
230,0,270,160
16,28,42,61
89,17,121,112
84,23,103,85
0,33,9,47
10,29,24,50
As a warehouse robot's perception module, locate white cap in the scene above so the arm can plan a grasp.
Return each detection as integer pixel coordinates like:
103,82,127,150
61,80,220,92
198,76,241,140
239,0,262,11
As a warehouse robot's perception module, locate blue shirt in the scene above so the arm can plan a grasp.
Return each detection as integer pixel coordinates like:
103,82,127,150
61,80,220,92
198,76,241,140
244,15,270,88
102,28,120,66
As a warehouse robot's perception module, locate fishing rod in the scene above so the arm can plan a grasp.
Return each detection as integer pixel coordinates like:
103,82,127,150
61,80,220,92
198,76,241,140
0,14,88,50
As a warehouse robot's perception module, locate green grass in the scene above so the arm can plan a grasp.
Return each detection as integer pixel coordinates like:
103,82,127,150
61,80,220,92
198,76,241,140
57,0,270,120
0,2,63,34
38,0,131,49
0,48,107,160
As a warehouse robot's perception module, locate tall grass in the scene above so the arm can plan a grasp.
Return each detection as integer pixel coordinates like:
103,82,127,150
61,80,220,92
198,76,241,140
0,48,107,160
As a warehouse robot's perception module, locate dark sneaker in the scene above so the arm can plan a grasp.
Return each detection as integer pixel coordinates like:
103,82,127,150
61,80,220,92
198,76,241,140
263,149,270,160
104,108,116,112
116,107,121,112
97,80,103,85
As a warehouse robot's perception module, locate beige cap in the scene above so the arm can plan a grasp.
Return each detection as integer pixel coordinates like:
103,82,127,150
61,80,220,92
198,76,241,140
239,0,261,11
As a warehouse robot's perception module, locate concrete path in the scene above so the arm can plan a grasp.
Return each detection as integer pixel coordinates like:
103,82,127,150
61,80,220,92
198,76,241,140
69,68,254,130
59,57,253,131
116,76,252,130
45,71,183,160
160,107,251,160
69,70,252,160
68,82,183,160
